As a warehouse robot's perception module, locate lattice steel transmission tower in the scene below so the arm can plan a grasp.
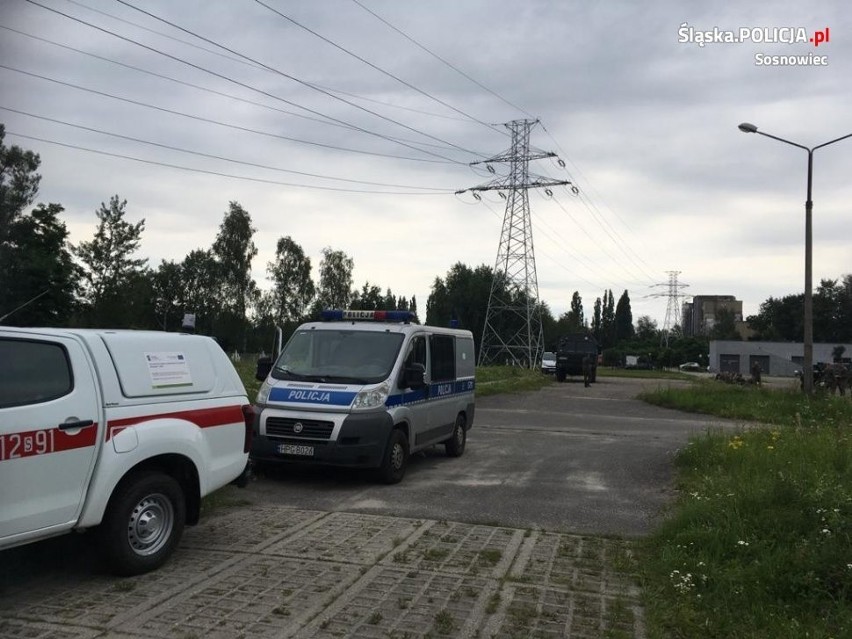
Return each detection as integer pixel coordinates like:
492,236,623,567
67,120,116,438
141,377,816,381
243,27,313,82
649,271,689,347
456,119,570,368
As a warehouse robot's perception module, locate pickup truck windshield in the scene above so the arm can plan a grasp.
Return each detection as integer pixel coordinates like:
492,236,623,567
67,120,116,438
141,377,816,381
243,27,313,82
272,329,404,384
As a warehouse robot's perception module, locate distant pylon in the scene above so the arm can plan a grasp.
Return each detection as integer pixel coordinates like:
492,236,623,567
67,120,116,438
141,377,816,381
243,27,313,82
649,271,689,347
456,119,570,368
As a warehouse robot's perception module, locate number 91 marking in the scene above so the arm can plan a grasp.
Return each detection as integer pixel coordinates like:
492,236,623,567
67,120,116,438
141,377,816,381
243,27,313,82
0,429,57,461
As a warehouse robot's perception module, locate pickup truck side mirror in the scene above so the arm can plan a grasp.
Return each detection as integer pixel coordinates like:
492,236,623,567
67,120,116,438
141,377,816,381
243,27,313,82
255,356,273,381
402,363,426,389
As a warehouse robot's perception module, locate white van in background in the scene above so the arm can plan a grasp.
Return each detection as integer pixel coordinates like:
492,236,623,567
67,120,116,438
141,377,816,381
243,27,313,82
251,310,475,483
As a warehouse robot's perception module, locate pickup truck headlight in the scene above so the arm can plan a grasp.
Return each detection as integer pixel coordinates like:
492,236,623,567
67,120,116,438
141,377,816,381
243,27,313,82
352,382,389,410
256,380,272,405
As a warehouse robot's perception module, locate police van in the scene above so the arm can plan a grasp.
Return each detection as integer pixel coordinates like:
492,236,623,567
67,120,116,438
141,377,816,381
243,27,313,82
251,310,475,483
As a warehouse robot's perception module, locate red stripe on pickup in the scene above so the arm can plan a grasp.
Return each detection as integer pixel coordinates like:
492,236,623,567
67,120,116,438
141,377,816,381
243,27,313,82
105,405,245,441
0,425,98,462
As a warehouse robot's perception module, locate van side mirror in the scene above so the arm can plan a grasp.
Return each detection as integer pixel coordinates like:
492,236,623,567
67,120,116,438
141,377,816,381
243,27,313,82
256,356,273,381
402,363,426,389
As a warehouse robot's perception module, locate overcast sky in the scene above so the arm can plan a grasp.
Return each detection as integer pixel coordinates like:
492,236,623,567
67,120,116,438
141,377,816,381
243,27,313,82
2,0,850,329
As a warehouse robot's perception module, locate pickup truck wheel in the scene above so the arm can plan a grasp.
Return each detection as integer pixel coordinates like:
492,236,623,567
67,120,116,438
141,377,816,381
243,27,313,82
445,414,466,458
556,369,566,383
100,472,186,576
378,429,408,484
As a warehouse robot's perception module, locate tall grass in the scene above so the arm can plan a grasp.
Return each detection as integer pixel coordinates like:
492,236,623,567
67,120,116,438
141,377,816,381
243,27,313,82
639,382,852,638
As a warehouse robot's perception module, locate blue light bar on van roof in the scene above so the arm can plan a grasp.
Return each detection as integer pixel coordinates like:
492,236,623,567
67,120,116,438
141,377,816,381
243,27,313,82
321,309,414,322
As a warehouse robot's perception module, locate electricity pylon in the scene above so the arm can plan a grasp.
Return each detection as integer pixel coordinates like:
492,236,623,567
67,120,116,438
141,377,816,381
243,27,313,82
649,271,689,347
456,119,570,368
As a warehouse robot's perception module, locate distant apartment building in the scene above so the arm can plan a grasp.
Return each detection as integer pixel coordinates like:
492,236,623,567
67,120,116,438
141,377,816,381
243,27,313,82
681,295,752,339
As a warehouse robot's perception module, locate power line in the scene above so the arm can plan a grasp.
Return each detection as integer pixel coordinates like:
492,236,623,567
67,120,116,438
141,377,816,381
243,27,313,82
0,60,450,164
343,0,659,287
5,131,453,195
0,105,450,190
23,0,470,164
540,190,650,286
0,25,468,154
540,122,659,281
351,0,532,120
479,198,611,294
556,183,657,284
253,0,502,133
17,8,472,131
61,0,263,70
111,0,487,158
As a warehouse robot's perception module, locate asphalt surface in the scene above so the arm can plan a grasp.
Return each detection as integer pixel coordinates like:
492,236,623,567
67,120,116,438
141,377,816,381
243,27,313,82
248,375,737,536
0,375,743,638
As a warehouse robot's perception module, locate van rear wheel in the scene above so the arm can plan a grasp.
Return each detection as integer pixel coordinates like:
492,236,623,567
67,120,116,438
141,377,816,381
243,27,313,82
445,414,466,457
378,429,408,484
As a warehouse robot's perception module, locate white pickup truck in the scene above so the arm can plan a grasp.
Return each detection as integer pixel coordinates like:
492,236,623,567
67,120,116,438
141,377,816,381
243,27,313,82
0,328,252,575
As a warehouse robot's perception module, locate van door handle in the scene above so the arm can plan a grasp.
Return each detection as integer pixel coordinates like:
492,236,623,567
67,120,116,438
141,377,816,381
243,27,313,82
58,419,95,430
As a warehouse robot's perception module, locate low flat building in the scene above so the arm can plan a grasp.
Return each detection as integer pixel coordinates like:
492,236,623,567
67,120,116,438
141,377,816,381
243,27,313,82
709,340,852,376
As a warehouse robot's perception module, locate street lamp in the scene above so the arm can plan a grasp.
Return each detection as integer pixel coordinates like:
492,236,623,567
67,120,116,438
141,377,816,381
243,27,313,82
738,123,852,394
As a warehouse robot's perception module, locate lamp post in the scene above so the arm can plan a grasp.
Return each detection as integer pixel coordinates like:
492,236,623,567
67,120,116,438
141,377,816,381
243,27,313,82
738,123,852,394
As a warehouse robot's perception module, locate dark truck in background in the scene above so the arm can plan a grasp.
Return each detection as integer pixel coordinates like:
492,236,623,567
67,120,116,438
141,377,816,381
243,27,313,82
555,333,599,383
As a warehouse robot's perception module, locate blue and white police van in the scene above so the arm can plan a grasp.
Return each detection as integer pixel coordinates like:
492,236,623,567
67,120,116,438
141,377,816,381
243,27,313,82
250,310,475,483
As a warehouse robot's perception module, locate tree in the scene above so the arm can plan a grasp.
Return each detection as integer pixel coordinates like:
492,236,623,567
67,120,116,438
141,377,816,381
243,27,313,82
600,289,615,349
266,235,314,322
151,260,184,331
635,315,658,341
212,201,257,320
556,291,585,334
426,263,494,354
75,195,148,327
409,295,419,322
383,288,397,311
709,307,741,341
746,274,852,343
0,129,78,325
181,249,221,335
591,297,602,343
614,290,634,342
0,124,41,243
0,203,79,326
426,276,449,325
351,282,383,310
315,247,354,311
540,301,558,349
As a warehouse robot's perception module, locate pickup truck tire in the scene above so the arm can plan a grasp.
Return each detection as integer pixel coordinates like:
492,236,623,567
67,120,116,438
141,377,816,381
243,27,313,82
378,429,408,485
445,413,466,457
556,369,566,383
100,471,186,576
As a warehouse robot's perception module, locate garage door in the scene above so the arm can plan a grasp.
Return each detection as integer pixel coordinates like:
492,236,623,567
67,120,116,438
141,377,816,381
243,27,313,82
719,354,740,373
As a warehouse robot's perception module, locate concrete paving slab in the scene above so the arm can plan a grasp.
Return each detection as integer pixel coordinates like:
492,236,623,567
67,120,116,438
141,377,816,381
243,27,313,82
0,504,645,638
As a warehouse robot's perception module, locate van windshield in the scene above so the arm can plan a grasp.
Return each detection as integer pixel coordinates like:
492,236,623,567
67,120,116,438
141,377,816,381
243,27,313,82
271,329,404,384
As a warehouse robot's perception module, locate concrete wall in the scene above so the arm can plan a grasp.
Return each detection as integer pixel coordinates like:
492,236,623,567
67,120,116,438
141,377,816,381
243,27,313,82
709,341,852,376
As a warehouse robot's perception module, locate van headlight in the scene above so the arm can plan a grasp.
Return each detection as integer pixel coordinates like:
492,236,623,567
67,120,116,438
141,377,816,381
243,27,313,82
352,383,389,410
256,380,272,405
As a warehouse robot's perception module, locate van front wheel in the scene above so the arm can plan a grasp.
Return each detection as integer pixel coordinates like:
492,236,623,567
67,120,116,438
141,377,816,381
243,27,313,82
378,429,408,484
445,414,466,457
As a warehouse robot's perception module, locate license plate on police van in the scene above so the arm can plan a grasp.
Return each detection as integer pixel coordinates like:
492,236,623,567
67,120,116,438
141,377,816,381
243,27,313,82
277,443,314,456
